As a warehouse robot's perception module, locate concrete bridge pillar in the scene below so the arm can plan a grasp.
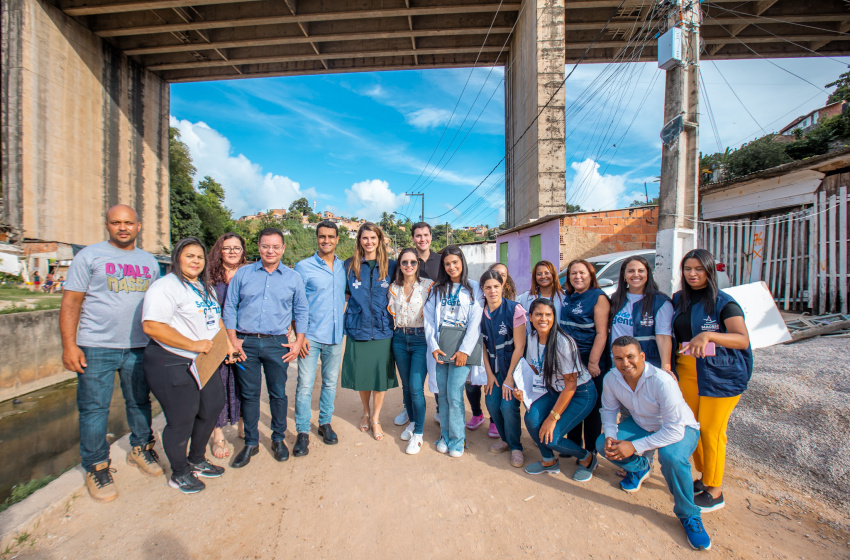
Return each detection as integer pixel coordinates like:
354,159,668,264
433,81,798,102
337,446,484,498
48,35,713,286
504,0,567,228
1,0,170,250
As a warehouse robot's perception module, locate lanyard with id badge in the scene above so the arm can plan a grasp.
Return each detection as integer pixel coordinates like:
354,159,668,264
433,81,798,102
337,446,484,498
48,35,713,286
530,341,548,395
188,281,219,331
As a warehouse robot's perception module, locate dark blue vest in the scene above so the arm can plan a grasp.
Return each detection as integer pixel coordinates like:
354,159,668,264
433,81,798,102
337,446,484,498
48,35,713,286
561,288,611,371
481,299,519,379
612,292,670,368
672,290,753,398
343,258,397,341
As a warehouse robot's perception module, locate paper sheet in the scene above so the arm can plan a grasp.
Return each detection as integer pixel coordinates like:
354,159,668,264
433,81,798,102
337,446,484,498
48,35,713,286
511,358,547,409
190,328,229,389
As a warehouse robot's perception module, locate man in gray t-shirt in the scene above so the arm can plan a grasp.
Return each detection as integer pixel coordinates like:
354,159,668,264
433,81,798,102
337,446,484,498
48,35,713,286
60,205,163,503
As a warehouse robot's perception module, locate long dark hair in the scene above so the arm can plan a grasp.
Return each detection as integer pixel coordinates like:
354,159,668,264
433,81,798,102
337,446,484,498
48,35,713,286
564,259,600,295
171,237,214,299
479,270,504,306
429,245,472,301
530,260,565,300
678,248,719,316
392,247,421,285
207,232,246,285
488,263,516,300
528,298,581,391
609,255,662,322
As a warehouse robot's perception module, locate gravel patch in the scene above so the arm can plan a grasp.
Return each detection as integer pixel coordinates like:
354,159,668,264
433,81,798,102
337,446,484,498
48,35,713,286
729,338,850,517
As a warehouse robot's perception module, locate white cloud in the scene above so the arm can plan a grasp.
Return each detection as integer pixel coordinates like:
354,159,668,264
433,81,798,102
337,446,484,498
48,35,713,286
170,117,316,218
405,108,453,130
567,158,628,211
345,179,407,221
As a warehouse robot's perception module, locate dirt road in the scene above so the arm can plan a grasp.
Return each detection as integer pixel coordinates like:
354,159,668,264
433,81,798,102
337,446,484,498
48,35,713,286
9,373,849,559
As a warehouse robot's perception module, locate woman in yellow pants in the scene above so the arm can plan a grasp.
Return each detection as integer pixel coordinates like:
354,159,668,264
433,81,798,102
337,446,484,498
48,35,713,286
672,249,752,513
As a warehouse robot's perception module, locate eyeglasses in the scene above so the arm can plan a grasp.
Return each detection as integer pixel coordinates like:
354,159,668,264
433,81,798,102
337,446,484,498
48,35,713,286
222,247,243,253
260,245,283,252
400,260,418,266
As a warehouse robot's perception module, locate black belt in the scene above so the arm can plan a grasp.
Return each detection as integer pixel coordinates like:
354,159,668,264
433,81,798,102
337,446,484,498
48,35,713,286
397,327,425,335
237,332,278,338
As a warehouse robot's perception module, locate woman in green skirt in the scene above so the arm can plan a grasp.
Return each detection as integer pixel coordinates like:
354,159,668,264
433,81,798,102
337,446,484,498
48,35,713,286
341,223,398,440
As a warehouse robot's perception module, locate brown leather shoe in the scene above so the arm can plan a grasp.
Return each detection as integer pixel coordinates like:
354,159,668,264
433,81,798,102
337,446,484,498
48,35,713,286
85,461,118,503
127,442,164,477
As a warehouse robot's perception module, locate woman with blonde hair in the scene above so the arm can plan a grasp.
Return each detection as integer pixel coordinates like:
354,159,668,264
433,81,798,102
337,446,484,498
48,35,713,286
340,223,398,440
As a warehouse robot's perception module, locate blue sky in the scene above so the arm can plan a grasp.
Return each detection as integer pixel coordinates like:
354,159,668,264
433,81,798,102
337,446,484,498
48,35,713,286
170,56,850,227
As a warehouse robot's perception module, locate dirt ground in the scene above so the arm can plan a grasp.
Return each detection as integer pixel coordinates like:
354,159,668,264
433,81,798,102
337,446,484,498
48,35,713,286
8,371,850,560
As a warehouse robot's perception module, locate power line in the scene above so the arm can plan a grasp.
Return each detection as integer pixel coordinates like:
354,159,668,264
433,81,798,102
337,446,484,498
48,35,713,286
710,59,766,135
702,2,850,37
700,70,724,152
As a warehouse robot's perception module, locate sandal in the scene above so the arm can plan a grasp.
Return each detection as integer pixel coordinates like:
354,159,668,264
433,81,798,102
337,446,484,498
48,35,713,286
212,439,230,459
359,413,371,432
371,422,384,441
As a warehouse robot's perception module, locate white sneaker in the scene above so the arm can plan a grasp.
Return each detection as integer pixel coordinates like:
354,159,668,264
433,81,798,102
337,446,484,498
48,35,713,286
449,448,464,458
394,409,409,426
434,412,441,425
436,438,448,454
400,423,416,441
406,434,423,455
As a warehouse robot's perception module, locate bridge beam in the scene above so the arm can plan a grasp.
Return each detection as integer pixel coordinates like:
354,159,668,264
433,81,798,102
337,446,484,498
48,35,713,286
504,0,567,228
1,0,170,250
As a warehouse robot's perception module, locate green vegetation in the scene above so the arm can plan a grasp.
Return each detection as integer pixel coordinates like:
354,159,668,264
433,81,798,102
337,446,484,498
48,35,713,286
0,475,57,514
0,285,62,314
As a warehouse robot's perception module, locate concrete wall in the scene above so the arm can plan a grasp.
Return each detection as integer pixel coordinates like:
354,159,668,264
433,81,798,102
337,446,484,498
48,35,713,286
496,218,562,294
0,310,64,395
504,0,566,228
1,0,169,251
559,207,659,264
457,242,497,284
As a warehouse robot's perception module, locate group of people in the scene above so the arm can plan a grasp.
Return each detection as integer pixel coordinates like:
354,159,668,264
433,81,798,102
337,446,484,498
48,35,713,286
61,204,753,552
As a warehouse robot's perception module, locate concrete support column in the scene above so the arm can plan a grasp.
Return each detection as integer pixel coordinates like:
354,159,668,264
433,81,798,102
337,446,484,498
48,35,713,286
655,5,700,295
1,0,170,251
504,0,566,228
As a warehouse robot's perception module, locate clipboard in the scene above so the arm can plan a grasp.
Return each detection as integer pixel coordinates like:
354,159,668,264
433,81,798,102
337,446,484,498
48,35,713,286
190,329,229,389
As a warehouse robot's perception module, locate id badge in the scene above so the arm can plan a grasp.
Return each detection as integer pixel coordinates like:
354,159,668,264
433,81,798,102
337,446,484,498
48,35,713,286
532,372,546,394
204,307,218,331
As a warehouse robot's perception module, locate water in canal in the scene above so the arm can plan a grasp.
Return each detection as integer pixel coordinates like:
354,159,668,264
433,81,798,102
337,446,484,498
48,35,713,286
0,376,160,503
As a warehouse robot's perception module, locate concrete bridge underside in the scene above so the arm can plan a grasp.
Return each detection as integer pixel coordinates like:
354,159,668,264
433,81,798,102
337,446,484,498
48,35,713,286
2,0,848,247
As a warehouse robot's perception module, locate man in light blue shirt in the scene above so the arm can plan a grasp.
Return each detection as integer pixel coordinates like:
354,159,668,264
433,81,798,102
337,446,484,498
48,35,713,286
291,221,347,456
224,228,309,468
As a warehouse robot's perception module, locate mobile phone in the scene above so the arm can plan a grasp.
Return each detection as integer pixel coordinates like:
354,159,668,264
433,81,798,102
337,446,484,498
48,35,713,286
680,341,716,357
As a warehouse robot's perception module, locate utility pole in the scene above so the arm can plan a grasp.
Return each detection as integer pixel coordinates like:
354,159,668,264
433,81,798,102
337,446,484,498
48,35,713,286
655,0,700,296
446,222,451,246
406,193,425,223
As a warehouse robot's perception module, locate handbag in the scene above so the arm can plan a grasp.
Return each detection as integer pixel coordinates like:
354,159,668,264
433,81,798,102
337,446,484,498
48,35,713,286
438,325,483,366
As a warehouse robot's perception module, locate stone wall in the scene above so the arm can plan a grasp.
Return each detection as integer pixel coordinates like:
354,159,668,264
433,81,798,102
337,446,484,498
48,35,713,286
1,0,170,252
0,310,64,395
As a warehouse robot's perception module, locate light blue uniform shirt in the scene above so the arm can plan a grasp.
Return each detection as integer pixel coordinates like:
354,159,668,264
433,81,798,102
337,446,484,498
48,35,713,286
294,252,346,345
224,261,309,335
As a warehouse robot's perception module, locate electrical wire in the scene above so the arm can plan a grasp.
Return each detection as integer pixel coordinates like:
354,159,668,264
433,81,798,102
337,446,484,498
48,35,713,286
710,59,766,134
702,2,850,37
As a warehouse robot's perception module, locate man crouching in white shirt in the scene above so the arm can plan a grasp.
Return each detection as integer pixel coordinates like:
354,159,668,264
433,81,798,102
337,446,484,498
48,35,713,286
597,336,711,551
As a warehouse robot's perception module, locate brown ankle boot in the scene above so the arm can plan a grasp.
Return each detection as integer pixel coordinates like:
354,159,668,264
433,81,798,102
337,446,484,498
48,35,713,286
127,442,164,477
85,461,118,503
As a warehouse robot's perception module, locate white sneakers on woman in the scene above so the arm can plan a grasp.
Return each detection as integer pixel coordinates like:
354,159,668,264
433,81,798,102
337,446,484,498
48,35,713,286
406,434,423,454
400,423,416,441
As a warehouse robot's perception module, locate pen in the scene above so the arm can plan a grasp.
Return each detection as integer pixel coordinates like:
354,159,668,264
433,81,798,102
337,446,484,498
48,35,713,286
503,383,514,391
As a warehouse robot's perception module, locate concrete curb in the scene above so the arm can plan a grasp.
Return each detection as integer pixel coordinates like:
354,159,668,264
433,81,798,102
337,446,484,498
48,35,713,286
0,413,166,550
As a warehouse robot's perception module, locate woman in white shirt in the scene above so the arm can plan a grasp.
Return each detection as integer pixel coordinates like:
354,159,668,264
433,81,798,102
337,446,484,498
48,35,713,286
424,246,483,458
517,260,566,323
522,299,599,482
142,238,237,494
388,248,434,455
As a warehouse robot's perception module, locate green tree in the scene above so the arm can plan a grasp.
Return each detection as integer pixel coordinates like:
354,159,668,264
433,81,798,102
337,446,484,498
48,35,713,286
629,196,659,207
826,69,850,104
288,197,312,215
725,135,791,179
565,203,584,213
196,176,235,247
169,127,202,246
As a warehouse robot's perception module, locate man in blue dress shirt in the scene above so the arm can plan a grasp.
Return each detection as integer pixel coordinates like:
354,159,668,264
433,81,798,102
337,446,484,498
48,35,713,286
224,228,309,467
291,221,347,457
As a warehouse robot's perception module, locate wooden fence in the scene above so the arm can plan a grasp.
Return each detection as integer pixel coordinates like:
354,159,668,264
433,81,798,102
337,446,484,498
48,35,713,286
699,185,849,313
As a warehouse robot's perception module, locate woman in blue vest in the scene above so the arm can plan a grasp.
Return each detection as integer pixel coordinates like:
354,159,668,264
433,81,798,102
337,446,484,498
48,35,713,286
608,255,674,373
560,259,611,477
480,270,527,468
673,249,752,513
423,246,483,458
341,223,398,441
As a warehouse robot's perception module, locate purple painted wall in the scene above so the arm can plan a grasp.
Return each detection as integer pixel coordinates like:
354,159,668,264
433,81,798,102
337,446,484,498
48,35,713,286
496,218,561,294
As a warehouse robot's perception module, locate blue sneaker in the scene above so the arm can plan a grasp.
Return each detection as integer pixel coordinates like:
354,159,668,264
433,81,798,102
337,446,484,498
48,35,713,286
680,515,711,550
619,465,651,493
572,454,598,482
524,460,560,475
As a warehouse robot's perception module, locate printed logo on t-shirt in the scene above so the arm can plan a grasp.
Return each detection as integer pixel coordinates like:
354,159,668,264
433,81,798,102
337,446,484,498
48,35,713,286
701,315,719,332
639,312,654,328
352,279,362,289
498,322,508,336
105,263,152,293
612,309,631,327
381,280,389,288
571,301,584,315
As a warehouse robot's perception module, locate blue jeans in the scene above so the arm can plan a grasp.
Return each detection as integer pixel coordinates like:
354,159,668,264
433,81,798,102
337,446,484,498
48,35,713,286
77,347,153,471
392,330,428,435
484,374,522,451
295,340,343,434
524,382,597,462
595,417,701,519
237,334,290,446
435,362,470,453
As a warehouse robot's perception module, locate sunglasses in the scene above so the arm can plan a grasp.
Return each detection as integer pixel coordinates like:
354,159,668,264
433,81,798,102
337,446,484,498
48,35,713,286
400,260,418,266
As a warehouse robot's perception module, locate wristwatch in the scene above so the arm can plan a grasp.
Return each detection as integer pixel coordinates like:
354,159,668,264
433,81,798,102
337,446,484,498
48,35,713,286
550,410,561,420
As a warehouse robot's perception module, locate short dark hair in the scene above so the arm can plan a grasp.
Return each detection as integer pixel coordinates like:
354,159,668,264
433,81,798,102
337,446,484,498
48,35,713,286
258,228,285,244
411,222,431,236
611,336,641,351
316,220,338,237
